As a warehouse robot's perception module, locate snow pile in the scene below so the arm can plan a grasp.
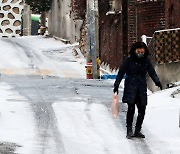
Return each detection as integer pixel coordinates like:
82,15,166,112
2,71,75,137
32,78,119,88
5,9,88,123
144,86,180,153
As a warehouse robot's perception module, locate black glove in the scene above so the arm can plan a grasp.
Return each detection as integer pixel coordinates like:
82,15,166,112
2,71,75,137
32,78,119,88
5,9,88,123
156,82,162,90
113,86,119,94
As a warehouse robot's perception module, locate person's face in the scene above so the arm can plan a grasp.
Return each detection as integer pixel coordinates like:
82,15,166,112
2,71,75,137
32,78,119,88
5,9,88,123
135,48,145,58
135,48,145,54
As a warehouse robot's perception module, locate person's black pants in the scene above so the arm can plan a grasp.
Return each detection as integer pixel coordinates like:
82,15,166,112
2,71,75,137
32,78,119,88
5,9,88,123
126,95,146,128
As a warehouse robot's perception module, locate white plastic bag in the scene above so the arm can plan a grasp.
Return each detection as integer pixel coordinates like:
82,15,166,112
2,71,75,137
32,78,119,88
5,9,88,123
111,92,119,118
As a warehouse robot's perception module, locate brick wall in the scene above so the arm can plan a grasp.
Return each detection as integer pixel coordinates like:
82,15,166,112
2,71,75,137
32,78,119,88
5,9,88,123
71,0,86,20
136,0,166,39
122,0,129,59
99,0,123,69
165,0,180,29
122,0,166,63
128,0,137,50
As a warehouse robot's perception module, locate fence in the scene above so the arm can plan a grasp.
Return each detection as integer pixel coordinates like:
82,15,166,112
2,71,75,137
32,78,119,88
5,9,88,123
148,28,180,65
0,0,24,37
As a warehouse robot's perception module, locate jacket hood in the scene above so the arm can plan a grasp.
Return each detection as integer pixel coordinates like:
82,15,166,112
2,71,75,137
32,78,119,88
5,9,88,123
129,42,150,61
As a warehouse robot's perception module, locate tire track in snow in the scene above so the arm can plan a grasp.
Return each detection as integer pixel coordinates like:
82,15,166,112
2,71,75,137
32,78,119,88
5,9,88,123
2,76,65,154
1,39,40,70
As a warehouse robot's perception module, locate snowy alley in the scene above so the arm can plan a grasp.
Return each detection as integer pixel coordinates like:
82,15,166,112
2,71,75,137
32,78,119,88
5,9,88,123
0,36,180,154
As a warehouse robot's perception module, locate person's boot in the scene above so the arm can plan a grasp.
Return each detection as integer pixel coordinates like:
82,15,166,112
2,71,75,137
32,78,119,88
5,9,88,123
134,127,145,138
126,127,134,139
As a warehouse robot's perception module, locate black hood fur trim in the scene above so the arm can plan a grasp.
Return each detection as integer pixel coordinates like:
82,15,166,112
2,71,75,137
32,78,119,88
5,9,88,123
129,42,150,62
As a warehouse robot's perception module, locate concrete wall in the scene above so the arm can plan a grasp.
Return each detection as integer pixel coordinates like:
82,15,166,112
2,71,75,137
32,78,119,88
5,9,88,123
147,28,180,92
48,0,83,43
147,62,180,92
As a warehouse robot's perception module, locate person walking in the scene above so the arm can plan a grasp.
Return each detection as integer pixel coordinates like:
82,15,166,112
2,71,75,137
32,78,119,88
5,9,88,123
113,42,162,139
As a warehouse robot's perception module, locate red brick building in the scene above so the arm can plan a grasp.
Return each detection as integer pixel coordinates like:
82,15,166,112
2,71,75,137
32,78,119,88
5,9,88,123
136,0,166,40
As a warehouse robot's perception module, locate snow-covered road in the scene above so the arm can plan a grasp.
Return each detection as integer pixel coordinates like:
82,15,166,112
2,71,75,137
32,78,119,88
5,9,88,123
0,36,86,78
0,36,179,154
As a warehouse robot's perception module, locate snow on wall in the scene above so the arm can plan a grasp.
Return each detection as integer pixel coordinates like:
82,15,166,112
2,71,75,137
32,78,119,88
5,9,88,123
0,0,24,37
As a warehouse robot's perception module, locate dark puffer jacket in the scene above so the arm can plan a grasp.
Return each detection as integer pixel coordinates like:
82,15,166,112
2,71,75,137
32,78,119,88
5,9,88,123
114,55,160,106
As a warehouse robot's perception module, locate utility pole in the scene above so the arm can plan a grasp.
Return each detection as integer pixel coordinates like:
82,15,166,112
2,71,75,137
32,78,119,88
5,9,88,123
86,0,99,79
